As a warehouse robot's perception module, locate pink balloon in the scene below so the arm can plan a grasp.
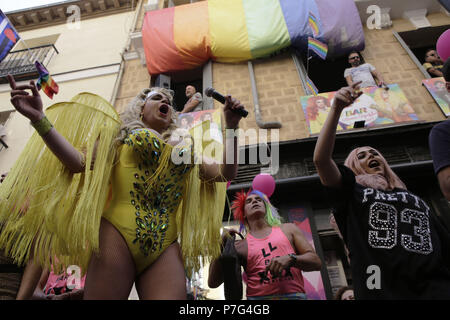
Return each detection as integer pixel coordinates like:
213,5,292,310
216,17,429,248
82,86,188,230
437,29,450,62
252,173,275,197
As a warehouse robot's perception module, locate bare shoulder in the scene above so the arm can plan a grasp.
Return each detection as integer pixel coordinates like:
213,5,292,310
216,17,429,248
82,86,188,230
280,223,298,234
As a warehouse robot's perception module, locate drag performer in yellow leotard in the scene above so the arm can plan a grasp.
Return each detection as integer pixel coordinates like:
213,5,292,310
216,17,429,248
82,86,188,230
102,127,193,273
0,75,244,299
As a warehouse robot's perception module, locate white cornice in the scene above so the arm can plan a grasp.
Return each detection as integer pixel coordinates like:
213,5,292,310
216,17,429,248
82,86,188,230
6,0,136,32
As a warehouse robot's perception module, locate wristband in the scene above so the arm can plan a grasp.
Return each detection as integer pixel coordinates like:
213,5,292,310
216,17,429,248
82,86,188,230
31,116,53,136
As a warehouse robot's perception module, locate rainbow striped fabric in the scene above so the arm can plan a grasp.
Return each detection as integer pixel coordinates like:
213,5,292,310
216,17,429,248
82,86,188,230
308,37,328,60
308,12,319,37
142,0,364,74
306,76,319,95
35,61,58,99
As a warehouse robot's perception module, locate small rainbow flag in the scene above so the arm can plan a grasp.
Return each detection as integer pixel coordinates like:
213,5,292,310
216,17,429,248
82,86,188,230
35,60,58,99
306,76,318,95
308,37,328,60
308,12,319,37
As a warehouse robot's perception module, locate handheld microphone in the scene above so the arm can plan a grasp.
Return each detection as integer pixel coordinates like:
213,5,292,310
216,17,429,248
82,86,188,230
204,87,248,118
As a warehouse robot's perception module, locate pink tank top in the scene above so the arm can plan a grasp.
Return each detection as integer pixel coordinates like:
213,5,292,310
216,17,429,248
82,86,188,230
246,226,305,297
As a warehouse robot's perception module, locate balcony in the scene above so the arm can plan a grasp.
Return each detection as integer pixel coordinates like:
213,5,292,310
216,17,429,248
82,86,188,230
0,44,58,83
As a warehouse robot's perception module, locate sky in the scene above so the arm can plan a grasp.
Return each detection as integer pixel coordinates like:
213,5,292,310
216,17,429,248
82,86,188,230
0,0,65,13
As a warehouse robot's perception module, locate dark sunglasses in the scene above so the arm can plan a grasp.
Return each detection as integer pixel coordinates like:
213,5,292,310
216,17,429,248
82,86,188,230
349,56,360,60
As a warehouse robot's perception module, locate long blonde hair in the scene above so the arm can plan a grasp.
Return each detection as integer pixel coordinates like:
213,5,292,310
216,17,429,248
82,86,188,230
344,146,406,191
116,87,178,144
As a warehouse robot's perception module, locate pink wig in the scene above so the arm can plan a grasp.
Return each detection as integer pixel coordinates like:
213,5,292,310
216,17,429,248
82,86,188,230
344,146,407,191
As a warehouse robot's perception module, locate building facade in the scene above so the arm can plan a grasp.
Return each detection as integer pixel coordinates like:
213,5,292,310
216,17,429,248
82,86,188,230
0,0,137,173
1,0,449,300
117,0,450,299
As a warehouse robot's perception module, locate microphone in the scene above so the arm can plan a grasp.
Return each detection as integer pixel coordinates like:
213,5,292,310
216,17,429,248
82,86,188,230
204,87,248,118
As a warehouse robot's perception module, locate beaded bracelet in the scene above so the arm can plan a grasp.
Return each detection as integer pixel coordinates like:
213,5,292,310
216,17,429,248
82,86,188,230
31,116,53,136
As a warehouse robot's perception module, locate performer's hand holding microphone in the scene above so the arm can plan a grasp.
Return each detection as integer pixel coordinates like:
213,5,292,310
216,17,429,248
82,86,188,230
205,87,248,129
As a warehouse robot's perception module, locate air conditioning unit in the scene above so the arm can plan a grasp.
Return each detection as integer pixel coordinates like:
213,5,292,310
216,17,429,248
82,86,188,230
155,74,171,89
403,9,431,29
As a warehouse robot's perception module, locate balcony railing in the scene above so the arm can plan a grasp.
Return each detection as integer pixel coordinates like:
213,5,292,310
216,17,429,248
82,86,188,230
0,44,59,82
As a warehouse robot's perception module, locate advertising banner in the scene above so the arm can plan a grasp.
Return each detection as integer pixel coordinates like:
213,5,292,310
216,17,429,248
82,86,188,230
301,84,419,135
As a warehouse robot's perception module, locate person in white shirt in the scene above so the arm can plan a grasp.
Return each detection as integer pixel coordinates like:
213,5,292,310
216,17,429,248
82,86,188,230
181,85,203,113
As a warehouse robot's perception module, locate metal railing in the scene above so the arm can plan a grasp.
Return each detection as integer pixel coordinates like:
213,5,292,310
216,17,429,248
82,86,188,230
0,44,59,80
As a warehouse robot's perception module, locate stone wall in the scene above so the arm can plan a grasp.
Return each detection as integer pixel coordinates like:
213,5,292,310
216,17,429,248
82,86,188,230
212,52,308,144
115,11,449,145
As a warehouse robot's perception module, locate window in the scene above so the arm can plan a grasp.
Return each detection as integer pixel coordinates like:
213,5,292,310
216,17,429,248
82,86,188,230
296,52,349,94
396,25,450,78
152,63,211,112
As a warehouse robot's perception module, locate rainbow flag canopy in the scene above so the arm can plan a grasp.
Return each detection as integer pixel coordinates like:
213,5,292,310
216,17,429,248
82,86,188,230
142,0,365,75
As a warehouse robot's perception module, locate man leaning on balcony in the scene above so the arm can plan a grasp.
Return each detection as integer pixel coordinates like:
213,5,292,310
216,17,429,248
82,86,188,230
344,51,387,89
181,85,203,113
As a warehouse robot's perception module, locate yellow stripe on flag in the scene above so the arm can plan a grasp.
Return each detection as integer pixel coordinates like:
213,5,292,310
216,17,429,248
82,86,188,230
208,0,251,63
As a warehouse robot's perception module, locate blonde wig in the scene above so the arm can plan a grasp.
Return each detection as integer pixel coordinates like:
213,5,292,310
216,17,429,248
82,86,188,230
344,146,407,191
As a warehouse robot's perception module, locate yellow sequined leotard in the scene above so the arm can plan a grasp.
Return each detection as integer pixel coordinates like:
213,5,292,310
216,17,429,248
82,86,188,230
103,128,193,274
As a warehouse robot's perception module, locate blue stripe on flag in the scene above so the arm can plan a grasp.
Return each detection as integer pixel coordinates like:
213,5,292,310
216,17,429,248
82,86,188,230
0,10,20,63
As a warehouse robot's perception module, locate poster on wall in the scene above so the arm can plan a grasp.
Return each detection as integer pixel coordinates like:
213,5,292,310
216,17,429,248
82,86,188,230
177,109,223,161
288,207,326,300
300,84,419,135
422,77,450,117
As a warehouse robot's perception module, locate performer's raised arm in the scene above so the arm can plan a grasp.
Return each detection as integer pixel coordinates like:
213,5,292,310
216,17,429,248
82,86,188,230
8,74,85,173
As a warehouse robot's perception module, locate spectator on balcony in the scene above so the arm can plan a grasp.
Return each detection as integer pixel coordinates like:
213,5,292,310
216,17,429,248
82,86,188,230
344,51,386,89
423,49,444,78
181,85,203,113
314,81,450,299
429,58,450,201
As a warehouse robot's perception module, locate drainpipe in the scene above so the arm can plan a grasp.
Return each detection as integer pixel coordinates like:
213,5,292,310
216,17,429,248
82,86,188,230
247,61,282,129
